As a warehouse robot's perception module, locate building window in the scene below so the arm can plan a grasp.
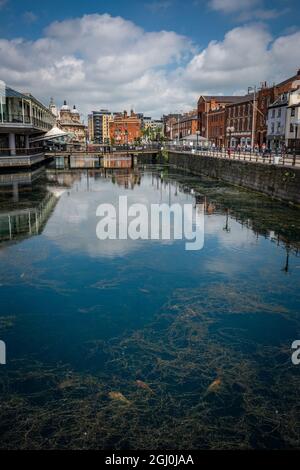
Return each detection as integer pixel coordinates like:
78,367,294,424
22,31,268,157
272,109,275,118
291,108,295,117
290,123,294,133
271,123,274,134
277,108,281,118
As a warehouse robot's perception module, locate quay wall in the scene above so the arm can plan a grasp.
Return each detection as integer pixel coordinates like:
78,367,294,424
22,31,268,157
145,152,300,206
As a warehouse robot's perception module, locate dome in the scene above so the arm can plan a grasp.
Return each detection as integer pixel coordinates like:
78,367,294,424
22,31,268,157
71,105,79,115
61,100,70,111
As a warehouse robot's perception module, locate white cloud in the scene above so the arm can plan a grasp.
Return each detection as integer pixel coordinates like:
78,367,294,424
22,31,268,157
23,11,38,24
0,14,299,118
0,14,192,117
208,0,288,22
145,1,172,12
209,0,260,13
183,24,300,93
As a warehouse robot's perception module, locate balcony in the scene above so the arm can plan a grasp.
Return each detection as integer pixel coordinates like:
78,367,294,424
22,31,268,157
0,114,53,132
0,85,55,133
0,147,46,168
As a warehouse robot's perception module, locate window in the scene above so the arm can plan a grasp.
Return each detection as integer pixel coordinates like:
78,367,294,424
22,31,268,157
290,123,294,133
277,108,281,118
272,109,275,118
291,108,295,117
271,123,274,134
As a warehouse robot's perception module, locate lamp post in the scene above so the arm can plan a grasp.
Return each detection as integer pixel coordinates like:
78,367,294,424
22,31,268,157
125,129,129,157
196,130,200,150
227,126,234,148
248,85,257,150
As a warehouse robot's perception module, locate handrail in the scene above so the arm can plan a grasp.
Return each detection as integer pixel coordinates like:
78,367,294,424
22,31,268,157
166,145,300,166
0,147,44,155
0,115,52,129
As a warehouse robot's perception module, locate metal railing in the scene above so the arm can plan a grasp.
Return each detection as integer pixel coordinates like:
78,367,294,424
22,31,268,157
0,114,52,130
46,143,162,155
0,147,44,157
166,145,300,167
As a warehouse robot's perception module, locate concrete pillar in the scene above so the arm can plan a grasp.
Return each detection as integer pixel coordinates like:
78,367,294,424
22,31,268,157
9,132,16,156
25,135,30,151
13,182,19,202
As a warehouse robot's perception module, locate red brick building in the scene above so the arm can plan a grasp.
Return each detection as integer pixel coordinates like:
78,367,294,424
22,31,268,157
206,107,226,147
109,110,141,145
225,95,254,147
197,96,244,137
171,110,198,140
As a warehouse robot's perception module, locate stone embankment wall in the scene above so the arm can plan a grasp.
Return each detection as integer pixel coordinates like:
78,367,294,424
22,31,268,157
166,152,300,206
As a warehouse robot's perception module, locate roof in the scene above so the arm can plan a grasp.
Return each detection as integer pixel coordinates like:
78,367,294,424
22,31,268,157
198,95,245,103
2,85,53,114
44,126,69,138
180,133,207,142
269,94,289,108
225,94,254,106
3,86,28,100
180,114,198,121
276,71,300,89
29,126,70,143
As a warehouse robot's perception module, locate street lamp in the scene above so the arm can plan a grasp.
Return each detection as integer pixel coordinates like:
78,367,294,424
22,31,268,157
226,126,234,148
125,129,129,157
196,130,200,149
248,85,257,150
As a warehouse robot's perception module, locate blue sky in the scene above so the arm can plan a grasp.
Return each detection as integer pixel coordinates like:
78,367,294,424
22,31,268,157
0,0,299,117
1,0,299,42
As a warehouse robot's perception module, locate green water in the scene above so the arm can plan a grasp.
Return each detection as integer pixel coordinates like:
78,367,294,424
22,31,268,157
0,165,299,449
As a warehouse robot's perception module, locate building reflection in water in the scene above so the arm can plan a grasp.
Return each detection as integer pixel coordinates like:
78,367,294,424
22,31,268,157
0,164,298,269
0,169,69,244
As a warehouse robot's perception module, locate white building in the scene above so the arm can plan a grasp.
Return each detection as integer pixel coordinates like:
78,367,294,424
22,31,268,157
0,82,55,158
285,85,300,152
267,93,289,151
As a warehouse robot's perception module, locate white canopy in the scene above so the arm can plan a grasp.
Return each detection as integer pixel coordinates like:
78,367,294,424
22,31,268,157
30,126,70,143
180,133,207,143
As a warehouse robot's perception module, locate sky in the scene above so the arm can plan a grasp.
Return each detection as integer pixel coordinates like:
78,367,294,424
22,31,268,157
0,0,299,119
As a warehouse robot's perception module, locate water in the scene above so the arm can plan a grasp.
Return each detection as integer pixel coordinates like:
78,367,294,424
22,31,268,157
0,164,300,449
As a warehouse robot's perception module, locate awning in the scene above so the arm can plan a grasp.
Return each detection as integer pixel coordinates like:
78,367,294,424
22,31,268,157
180,134,208,143
30,126,70,143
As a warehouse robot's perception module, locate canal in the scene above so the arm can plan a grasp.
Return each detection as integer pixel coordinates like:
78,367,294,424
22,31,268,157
0,162,299,449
